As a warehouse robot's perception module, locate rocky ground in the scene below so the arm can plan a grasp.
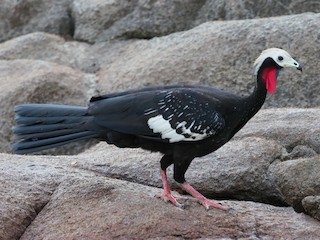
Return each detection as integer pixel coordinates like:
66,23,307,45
1,0,320,239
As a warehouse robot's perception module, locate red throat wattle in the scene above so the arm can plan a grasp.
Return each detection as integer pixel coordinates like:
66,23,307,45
262,68,277,94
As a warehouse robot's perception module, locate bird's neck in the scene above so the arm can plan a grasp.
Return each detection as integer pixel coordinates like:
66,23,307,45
244,71,268,118
224,71,268,140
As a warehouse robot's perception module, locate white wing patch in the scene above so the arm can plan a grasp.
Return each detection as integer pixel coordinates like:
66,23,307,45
147,115,208,143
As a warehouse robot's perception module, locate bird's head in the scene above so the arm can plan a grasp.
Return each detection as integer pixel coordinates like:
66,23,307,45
253,48,302,94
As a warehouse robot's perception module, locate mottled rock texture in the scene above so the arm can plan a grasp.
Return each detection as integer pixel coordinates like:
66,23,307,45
1,1,320,239
1,154,320,240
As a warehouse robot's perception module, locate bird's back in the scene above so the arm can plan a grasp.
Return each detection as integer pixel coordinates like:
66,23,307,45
87,85,248,157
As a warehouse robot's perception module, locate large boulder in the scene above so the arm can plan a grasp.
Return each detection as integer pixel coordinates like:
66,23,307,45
0,0,73,43
3,0,318,43
271,158,320,213
302,195,320,221
0,32,96,73
93,13,320,108
194,0,320,25
71,0,205,42
78,137,284,205
1,153,320,240
236,108,320,154
0,59,97,153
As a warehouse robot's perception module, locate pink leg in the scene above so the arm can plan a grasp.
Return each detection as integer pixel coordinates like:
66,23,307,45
158,169,185,207
182,182,228,211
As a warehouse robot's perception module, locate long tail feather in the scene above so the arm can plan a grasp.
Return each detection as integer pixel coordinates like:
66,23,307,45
12,104,98,154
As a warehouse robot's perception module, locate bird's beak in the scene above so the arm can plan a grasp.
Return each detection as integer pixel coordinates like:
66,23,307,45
296,65,302,72
284,58,302,72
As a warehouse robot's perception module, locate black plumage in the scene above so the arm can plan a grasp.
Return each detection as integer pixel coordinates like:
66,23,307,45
12,48,302,209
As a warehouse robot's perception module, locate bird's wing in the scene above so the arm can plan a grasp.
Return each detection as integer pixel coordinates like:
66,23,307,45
88,88,225,143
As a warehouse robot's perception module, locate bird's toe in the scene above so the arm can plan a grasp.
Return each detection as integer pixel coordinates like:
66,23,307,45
200,198,229,211
157,191,186,209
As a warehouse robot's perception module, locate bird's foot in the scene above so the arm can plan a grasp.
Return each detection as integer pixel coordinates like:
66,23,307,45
198,198,229,211
157,191,188,208
182,182,229,211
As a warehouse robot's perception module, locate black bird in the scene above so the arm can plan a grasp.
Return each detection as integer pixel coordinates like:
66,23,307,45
12,48,302,210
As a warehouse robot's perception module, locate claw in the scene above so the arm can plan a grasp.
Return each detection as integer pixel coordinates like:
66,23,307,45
200,198,229,211
157,192,185,208
182,182,228,211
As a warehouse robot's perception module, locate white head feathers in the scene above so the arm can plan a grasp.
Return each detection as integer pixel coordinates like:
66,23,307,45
253,48,301,75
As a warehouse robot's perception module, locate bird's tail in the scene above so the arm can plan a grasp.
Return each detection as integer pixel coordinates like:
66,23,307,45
12,104,99,154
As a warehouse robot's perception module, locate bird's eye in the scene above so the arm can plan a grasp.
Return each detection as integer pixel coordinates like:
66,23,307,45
278,56,284,61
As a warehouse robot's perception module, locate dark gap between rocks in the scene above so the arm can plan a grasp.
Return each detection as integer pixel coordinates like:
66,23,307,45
17,196,52,240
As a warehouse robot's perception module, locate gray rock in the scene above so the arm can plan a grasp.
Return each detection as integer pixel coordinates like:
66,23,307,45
71,0,320,43
77,137,283,205
280,145,317,160
1,153,320,240
71,0,135,43
236,108,320,154
1,0,319,43
20,181,320,240
0,154,61,240
70,0,212,42
0,153,96,240
194,0,320,25
0,32,96,73
0,0,73,43
0,59,97,153
270,158,320,212
302,195,320,221
93,13,320,108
